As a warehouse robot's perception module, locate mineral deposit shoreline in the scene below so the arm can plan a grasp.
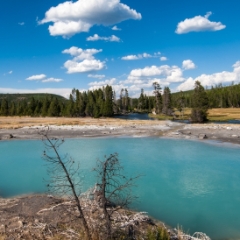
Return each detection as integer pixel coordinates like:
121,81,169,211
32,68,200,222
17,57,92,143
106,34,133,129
1,118,240,146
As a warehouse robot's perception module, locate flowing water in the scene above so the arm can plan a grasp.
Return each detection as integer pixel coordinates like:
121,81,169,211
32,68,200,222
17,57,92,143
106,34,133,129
1,137,240,240
114,113,154,120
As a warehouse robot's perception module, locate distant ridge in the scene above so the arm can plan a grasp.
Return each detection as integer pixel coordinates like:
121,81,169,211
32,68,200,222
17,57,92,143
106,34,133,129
0,93,67,102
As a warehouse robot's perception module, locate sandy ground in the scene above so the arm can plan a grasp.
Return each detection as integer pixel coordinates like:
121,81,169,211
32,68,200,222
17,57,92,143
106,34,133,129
1,117,240,145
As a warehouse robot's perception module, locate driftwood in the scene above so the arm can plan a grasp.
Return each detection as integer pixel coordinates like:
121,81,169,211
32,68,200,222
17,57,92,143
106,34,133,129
0,193,211,240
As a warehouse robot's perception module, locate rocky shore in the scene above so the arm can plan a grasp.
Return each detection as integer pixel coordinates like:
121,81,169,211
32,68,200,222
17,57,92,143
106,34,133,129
1,120,240,146
0,194,211,240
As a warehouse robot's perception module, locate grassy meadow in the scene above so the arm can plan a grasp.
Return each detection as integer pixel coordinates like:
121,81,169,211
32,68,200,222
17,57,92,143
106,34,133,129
150,108,240,122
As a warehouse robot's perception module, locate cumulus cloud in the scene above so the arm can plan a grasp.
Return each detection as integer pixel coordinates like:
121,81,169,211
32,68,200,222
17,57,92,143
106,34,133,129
182,59,196,70
176,12,226,34
129,65,184,83
112,25,121,31
177,61,240,91
64,59,105,74
0,88,72,99
26,74,63,83
42,78,63,83
18,22,25,26
121,52,161,60
121,55,139,60
40,0,141,38
87,34,120,42
26,74,46,80
89,78,117,88
86,61,240,98
109,64,186,97
62,47,105,73
160,57,167,61
88,74,105,79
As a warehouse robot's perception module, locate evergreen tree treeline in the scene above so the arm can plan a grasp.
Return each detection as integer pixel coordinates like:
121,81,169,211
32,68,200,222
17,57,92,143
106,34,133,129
0,86,115,118
171,82,240,109
1,82,240,118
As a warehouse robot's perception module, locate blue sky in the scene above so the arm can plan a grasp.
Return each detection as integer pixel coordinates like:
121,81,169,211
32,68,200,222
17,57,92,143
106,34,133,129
1,0,240,98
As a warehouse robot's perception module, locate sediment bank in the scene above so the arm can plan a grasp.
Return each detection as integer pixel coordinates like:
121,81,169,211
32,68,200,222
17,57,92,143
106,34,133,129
0,117,240,145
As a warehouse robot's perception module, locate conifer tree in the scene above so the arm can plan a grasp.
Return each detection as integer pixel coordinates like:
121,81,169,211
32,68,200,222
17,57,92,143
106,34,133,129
1,99,9,116
103,85,114,117
66,94,75,117
162,87,173,116
48,97,60,117
9,102,16,116
153,82,162,114
42,96,50,117
191,81,209,123
28,97,36,116
85,91,94,117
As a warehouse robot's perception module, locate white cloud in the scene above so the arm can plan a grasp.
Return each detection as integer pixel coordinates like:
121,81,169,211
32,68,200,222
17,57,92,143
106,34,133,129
182,59,196,70
62,47,102,60
160,57,167,61
112,25,121,31
112,64,186,97
0,88,73,99
89,78,117,88
176,12,226,34
18,22,25,26
40,0,141,38
121,55,139,60
86,34,120,42
62,47,106,73
64,59,105,74
8,71,13,74
121,52,161,60
129,65,184,83
26,74,63,83
88,74,106,79
26,74,46,80
177,61,240,91
42,78,63,83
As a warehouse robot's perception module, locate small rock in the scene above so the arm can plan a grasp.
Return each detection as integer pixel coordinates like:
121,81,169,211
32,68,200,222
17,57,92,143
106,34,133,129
199,134,207,139
0,224,5,234
226,127,232,130
232,135,238,138
8,220,23,230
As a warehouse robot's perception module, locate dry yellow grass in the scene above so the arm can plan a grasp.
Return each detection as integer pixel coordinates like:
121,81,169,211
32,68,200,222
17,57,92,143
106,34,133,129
0,116,164,129
1,108,239,129
207,108,240,121
152,108,240,121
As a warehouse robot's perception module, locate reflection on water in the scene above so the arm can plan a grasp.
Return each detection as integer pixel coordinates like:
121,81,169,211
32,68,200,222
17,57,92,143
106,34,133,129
114,113,154,120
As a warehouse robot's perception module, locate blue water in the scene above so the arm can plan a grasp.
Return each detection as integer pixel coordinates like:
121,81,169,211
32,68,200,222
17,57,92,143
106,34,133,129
1,138,240,240
114,113,154,120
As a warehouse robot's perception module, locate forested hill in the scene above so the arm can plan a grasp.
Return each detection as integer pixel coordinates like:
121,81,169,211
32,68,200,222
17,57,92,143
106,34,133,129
1,82,240,118
0,93,67,103
171,83,240,108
